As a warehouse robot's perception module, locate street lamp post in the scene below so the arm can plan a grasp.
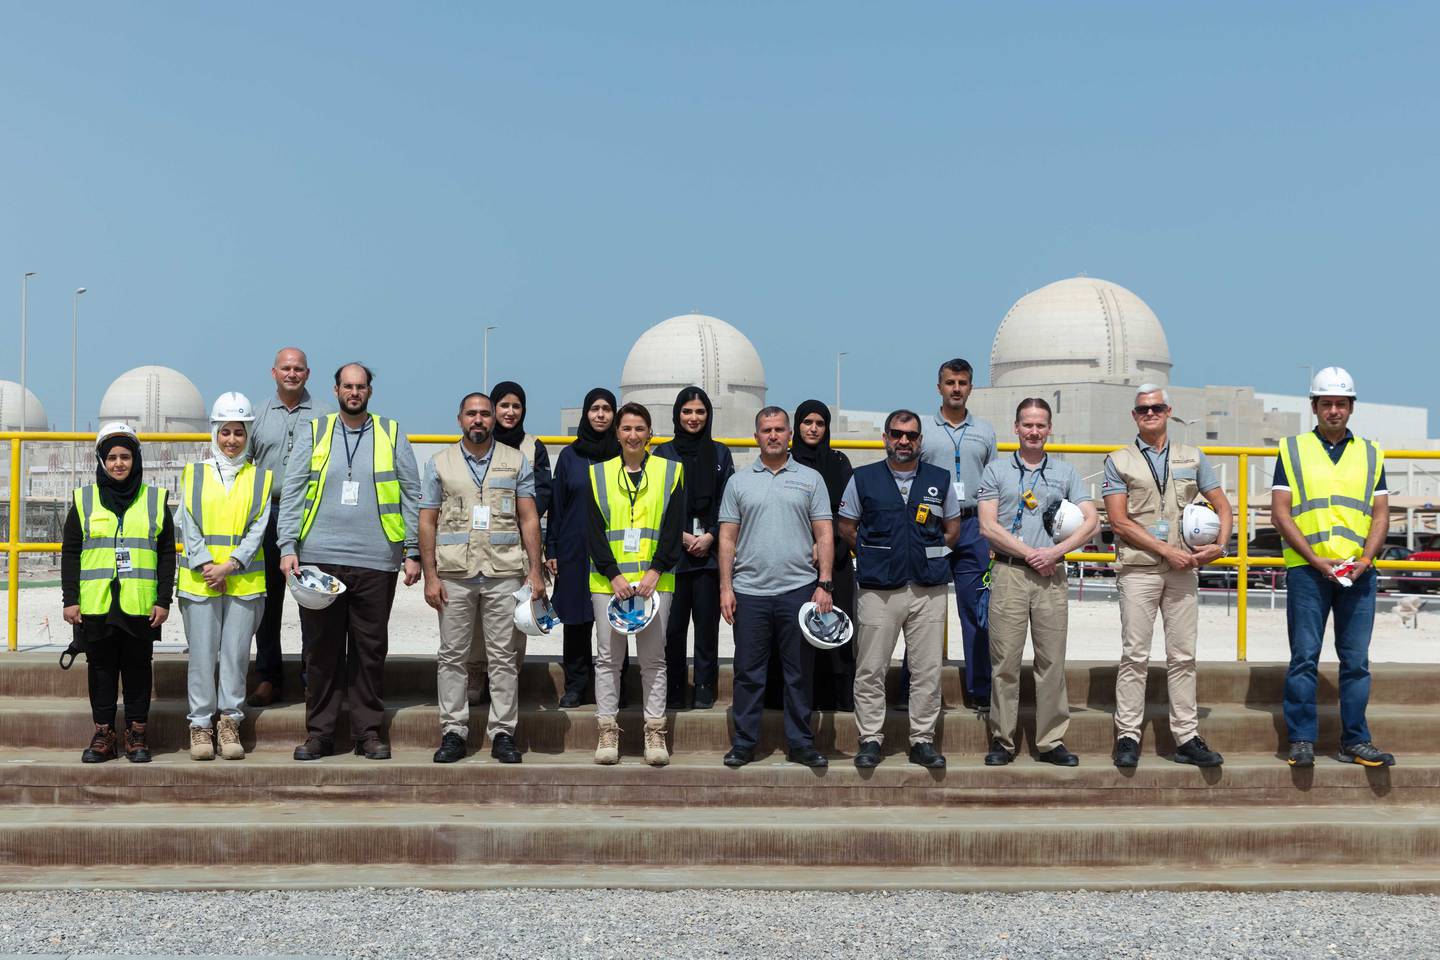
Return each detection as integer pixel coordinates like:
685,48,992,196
71,287,86,492
835,352,848,420
1299,364,1313,431
19,272,36,541
483,325,497,391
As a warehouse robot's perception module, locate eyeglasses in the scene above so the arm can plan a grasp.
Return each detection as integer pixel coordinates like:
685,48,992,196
887,429,921,442
1133,404,1169,415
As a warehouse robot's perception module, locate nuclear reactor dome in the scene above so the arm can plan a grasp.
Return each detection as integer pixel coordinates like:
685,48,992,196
620,313,767,438
0,381,48,431
990,277,1172,388
98,365,207,433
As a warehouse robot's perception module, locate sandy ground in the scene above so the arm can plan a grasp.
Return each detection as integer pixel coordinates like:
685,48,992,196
6,576,1438,663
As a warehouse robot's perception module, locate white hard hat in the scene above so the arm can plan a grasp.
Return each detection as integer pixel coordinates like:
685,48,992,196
1044,499,1087,542
210,391,256,423
606,593,657,635
287,565,346,610
1182,503,1222,548
798,602,853,650
95,421,138,452
512,582,561,637
1309,366,1357,398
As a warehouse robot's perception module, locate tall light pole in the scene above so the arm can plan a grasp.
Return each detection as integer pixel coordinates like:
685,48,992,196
71,287,86,492
834,352,848,420
19,272,36,539
483,325,497,391
1299,364,1313,431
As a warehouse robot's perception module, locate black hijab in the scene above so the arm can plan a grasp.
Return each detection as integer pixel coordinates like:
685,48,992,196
571,387,621,462
670,386,718,514
490,380,528,449
95,433,144,515
791,399,848,507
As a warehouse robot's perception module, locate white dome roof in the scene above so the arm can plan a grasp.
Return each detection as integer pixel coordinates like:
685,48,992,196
620,314,767,436
990,278,1172,388
0,381,48,431
98,365,207,433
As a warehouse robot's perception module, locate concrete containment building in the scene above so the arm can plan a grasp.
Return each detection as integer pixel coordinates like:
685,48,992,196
98,365,208,434
0,381,49,432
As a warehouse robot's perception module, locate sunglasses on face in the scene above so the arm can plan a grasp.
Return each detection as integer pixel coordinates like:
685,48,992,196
1133,404,1169,415
887,429,921,442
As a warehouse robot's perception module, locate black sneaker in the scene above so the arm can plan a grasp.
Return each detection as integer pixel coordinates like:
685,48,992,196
1113,737,1140,768
693,684,717,710
787,745,829,768
557,691,581,709
1174,736,1223,767
853,740,883,769
433,731,467,764
723,745,755,768
984,738,1015,766
1339,741,1395,767
1287,741,1315,768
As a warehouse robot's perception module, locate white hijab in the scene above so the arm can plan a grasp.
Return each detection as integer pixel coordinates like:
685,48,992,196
208,422,249,490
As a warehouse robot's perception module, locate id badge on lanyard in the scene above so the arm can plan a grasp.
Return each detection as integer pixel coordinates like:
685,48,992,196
341,480,360,506
472,505,491,530
623,528,643,552
114,546,133,574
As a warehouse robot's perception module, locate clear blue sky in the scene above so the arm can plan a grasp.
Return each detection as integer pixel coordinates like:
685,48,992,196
4,3,1436,435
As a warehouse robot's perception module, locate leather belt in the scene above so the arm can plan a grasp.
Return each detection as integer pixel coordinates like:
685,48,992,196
958,506,977,520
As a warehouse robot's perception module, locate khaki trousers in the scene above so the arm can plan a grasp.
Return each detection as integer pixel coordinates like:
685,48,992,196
988,561,1070,753
592,592,671,721
436,575,525,740
853,583,947,745
1114,567,1199,744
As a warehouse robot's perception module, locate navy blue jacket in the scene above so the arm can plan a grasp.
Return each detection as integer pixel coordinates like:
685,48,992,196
851,461,952,590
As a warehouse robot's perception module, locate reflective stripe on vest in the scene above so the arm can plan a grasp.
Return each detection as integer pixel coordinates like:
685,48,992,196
177,462,272,598
1279,432,1382,567
299,413,405,543
75,484,166,616
587,454,681,594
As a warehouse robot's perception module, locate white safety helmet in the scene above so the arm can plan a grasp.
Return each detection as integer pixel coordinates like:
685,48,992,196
95,421,138,452
287,565,346,610
512,582,561,637
1309,366,1357,398
210,391,256,423
1182,503,1222,548
1044,499,1087,542
798,602,854,650
606,593,657,635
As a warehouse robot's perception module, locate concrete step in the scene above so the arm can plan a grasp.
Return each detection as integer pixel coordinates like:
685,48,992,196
4,696,1434,756
5,802,1439,868
6,862,1440,893
0,748,1428,808
4,653,1437,706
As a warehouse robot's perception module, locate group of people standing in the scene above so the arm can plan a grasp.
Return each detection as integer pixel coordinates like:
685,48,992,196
59,350,1394,771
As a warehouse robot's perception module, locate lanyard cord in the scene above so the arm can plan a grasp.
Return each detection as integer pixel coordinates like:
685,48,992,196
1136,438,1168,499
342,420,370,479
1010,452,1048,536
620,454,648,522
464,450,488,490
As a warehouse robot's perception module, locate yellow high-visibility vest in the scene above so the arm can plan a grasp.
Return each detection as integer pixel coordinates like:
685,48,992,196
587,454,682,594
177,462,273,598
75,484,167,616
1278,431,1384,568
299,413,405,543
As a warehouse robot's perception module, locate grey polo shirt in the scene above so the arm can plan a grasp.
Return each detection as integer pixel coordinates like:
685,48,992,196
718,456,831,597
249,390,332,499
420,443,536,509
919,411,998,509
837,465,961,521
977,453,1090,549
1101,440,1221,497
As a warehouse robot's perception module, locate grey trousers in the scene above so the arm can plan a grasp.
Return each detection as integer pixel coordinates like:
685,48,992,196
181,594,266,728
592,592,671,721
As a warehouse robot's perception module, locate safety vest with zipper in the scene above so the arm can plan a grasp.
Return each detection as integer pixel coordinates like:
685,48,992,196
1278,431,1383,568
299,413,405,543
177,461,273,598
74,483,167,616
587,454,682,594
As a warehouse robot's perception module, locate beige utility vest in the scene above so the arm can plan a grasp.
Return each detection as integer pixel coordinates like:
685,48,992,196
432,441,526,579
1110,439,1201,570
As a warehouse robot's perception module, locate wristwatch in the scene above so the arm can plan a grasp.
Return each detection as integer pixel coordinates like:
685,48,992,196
1219,546,1230,558
817,580,834,592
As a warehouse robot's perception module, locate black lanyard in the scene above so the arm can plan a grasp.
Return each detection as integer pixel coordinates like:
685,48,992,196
342,420,370,479
619,455,649,520
1136,438,1168,498
1011,452,1048,536
464,449,489,489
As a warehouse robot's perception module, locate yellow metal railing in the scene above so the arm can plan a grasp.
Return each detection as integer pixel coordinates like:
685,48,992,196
5,432,1440,657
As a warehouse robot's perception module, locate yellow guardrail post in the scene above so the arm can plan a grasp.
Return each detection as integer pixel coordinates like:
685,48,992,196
7,438,19,652
1236,453,1249,662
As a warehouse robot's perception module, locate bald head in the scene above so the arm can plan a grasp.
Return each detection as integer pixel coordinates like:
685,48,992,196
272,347,311,403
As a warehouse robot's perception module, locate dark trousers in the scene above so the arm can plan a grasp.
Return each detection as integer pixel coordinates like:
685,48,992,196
732,584,816,750
86,626,154,726
298,564,397,743
1284,564,1376,746
254,503,308,691
951,515,992,702
810,562,856,711
562,621,595,699
666,567,721,700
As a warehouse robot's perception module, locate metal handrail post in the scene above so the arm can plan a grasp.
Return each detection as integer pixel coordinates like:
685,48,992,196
1237,453,1249,661
7,439,20,652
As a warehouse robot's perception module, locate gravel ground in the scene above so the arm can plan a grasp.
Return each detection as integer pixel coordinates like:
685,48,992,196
0,889,1435,959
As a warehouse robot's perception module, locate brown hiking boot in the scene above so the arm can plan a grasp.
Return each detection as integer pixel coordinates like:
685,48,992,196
643,718,669,767
189,725,216,761
594,715,621,765
216,715,245,760
123,721,151,763
81,724,118,763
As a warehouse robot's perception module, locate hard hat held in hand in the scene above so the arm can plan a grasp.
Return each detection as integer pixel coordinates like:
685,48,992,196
606,593,657,635
95,421,138,451
1182,504,1222,548
512,582,561,637
287,565,346,610
210,392,256,423
1309,366,1356,398
798,602,853,650
1042,499,1086,542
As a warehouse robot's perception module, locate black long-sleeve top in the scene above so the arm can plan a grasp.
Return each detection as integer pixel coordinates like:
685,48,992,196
585,460,686,583
529,438,553,521
61,502,177,611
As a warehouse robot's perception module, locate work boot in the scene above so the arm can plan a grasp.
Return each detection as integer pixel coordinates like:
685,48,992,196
594,715,621,765
643,718,670,767
81,724,118,763
1173,735,1223,768
123,721,151,763
216,715,245,760
189,725,216,761
1113,736,1140,769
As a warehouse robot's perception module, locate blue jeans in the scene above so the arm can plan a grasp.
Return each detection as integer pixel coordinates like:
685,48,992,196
731,584,816,750
1283,563,1375,746
951,515,992,702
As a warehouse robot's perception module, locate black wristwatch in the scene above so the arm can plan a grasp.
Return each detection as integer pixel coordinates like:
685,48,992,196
817,580,834,592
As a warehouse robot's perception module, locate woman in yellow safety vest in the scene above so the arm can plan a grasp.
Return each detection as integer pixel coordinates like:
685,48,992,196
61,422,177,764
177,393,274,761
584,402,685,766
